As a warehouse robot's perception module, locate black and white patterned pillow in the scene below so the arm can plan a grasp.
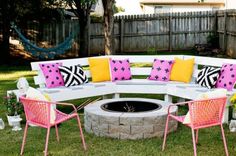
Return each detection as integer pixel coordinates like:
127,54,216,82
197,66,221,89
58,65,88,87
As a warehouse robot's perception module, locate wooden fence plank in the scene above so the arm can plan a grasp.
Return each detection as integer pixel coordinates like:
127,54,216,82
7,10,236,58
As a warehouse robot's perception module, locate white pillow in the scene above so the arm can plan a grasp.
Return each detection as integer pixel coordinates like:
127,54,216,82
26,87,56,124
183,89,227,124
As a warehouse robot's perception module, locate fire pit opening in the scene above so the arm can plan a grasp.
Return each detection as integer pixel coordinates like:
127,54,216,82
101,100,161,113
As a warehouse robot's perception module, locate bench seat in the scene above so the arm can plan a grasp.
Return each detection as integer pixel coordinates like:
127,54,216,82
37,82,116,101
7,55,236,124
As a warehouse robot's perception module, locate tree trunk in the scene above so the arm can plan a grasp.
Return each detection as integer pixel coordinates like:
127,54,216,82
0,0,10,65
2,21,10,64
102,0,115,55
73,1,91,58
79,16,89,58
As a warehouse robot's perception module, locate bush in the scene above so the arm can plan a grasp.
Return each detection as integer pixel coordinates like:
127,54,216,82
3,92,23,116
207,33,219,48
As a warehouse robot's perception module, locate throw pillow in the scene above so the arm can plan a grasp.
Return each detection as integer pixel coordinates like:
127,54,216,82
197,66,221,89
39,63,64,88
148,59,174,81
26,87,56,124
109,59,132,81
58,65,88,87
88,58,111,82
183,89,227,124
170,57,195,83
216,63,236,91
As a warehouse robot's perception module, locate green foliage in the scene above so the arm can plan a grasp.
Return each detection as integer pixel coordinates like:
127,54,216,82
79,0,97,7
147,47,157,55
66,0,97,10
91,14,103,22
230,93,236,110
65,0,98,57
3,92,23,116
0,0,65,22
113,5,125,14
207,33,219,48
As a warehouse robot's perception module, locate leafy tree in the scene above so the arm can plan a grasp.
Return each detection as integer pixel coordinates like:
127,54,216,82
102,0,115,55
0,0,64,64
114,6,125,14
0,0,28,64
66,0,97,57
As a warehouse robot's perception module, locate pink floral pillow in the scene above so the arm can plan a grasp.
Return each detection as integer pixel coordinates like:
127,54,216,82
109,59,132,81
148,59,174,81
39,63,64,88
216,63,236,91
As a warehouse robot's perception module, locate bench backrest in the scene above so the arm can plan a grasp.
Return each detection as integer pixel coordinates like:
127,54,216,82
185,56,236,80
31,55,236,88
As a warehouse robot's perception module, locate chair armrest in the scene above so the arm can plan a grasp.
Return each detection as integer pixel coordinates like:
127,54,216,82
167,102,189,114
55,102,77,113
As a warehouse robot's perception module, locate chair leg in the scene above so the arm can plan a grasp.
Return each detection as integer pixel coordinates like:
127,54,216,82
55,124,59,142
76,115,87,150
191,128,197,156
44,128,51,156
195,129,199,144
162,115,170,151
20,123,29,155
220,124,229,156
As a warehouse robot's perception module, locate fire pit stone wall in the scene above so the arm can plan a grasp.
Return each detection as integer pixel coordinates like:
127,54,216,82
84,98,177,140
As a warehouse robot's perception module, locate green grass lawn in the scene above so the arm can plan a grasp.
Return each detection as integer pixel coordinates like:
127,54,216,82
0,65,236,156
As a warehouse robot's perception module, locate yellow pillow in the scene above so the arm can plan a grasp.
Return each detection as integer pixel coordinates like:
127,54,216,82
170,57,195,83
88,58,111,82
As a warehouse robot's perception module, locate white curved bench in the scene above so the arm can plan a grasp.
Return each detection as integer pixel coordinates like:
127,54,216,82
10,55,236,123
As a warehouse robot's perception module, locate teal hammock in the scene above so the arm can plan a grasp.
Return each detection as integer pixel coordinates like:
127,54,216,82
11,23,76,59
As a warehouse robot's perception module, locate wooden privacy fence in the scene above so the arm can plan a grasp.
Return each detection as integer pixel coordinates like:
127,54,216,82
217,10,236,58
91,11,216,54
12,9,236,58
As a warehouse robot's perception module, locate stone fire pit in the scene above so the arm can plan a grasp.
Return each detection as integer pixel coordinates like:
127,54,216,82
84,98,177,140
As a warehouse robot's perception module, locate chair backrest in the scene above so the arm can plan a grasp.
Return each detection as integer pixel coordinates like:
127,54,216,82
188,97,227,128
20,97,52,127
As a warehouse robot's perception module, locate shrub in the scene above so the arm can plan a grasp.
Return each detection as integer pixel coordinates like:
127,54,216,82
3,92,23,116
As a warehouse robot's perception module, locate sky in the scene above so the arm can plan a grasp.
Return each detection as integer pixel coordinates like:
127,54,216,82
115,0,142,14
226,0,236,9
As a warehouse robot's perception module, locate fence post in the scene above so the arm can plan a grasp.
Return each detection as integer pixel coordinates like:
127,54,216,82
169,13,172,52
88,16,91,56
120,18,124,53
223,11,227,52
214,11,218,36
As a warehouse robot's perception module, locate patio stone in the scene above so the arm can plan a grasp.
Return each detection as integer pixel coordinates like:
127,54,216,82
99,115,120,125
131,125,154,134
84,121,92,133
91,124,100,136
98,124,109,133
119,117,144,126
143,116,164,125
90,114,99,124
109,125,131,134
100,132,120,139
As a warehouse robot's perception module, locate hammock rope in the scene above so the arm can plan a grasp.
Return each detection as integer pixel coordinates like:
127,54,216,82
11,23,76,59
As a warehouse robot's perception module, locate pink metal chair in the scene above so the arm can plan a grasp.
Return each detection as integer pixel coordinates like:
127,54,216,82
162,97,229,156
19,97,86,156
